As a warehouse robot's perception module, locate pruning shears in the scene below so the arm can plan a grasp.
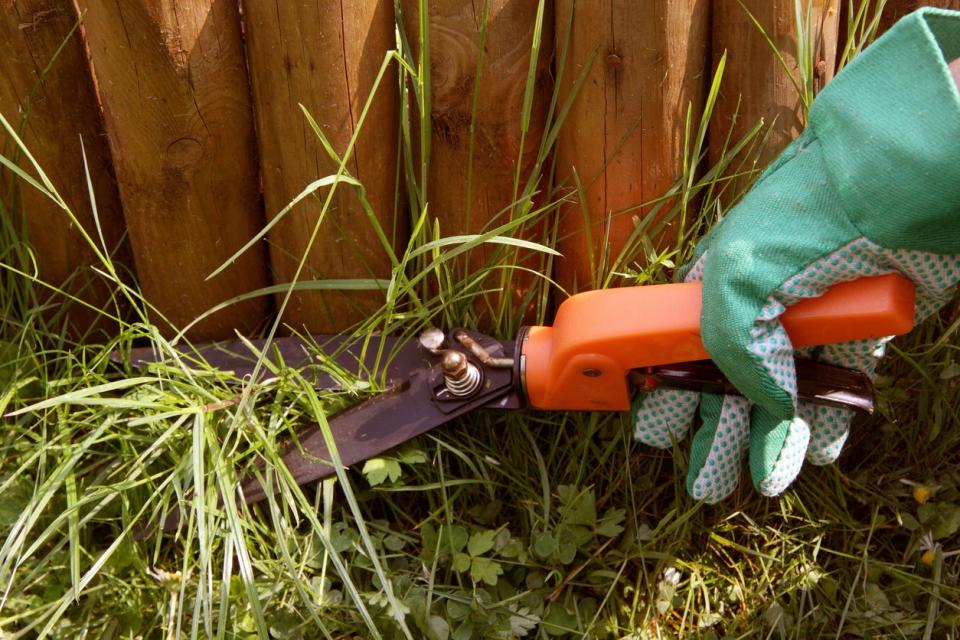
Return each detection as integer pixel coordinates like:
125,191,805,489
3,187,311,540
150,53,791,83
123,274,916,530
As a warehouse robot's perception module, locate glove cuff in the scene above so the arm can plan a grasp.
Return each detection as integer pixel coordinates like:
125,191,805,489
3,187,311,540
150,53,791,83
810,8,960,254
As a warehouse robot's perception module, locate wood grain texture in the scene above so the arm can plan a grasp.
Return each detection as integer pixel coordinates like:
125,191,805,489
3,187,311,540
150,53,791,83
0,0,131,335
402,1,553,296
75,0,270,340
553,0,710,293
710,1,840,179
240,1,401,333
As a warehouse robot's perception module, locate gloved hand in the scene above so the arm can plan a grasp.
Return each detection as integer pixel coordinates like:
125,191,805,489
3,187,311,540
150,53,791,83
632,8,960,503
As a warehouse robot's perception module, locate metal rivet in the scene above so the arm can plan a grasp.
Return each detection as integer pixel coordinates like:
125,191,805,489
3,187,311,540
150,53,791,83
419,327,446,352
582,368,602,378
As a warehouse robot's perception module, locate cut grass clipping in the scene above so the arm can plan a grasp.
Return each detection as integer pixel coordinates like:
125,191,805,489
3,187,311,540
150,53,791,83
2,0,960,638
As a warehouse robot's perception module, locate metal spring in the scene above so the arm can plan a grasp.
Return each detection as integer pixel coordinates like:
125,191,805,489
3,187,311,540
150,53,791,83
445,363,482,396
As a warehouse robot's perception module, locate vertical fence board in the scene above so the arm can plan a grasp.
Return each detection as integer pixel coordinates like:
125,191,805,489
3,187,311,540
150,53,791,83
553,0,710,293
402,1,554,312
710,1,840,184
881,0,960,31
75,0,270,340
408,1,552,233
240,1,401,334
0,0,130,335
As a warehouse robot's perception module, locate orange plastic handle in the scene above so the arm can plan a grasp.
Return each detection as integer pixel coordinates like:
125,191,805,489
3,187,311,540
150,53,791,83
520,274,916,411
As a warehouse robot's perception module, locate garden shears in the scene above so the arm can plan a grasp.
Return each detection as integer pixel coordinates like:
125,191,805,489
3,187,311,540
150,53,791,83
123,274,916,526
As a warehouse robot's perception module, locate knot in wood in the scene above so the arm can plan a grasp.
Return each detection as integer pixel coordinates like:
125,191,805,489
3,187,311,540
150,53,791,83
164,137,203,170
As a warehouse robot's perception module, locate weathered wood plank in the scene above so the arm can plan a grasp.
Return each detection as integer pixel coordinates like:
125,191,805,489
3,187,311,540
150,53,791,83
710,1,840,183
553,0,710,293
880,0,960,32
0,0,131,335
240,0,401,333
402,0,554,321
75,0,271,340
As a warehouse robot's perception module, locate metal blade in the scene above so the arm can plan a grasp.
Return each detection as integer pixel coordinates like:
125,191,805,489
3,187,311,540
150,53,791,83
145,333,520,533
239,361,516,504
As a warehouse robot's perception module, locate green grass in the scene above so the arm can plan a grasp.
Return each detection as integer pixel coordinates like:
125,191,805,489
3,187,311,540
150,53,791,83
2,1,960,638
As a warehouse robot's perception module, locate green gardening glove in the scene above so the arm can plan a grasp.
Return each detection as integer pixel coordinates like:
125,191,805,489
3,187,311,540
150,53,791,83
632,8,960,503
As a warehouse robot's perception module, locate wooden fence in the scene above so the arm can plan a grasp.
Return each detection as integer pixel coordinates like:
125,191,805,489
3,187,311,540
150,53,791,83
2,0,957,340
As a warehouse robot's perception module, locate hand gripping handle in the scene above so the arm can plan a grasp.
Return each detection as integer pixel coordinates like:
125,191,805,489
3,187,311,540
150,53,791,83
519,274,916,411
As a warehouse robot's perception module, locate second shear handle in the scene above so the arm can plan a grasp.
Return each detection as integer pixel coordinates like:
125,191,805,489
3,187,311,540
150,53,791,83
631,359,875,415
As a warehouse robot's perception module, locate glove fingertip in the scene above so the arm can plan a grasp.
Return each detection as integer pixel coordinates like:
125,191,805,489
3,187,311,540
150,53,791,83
686,395,749,503
801,403,852,466
631,389,699,449
752,415,810,496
